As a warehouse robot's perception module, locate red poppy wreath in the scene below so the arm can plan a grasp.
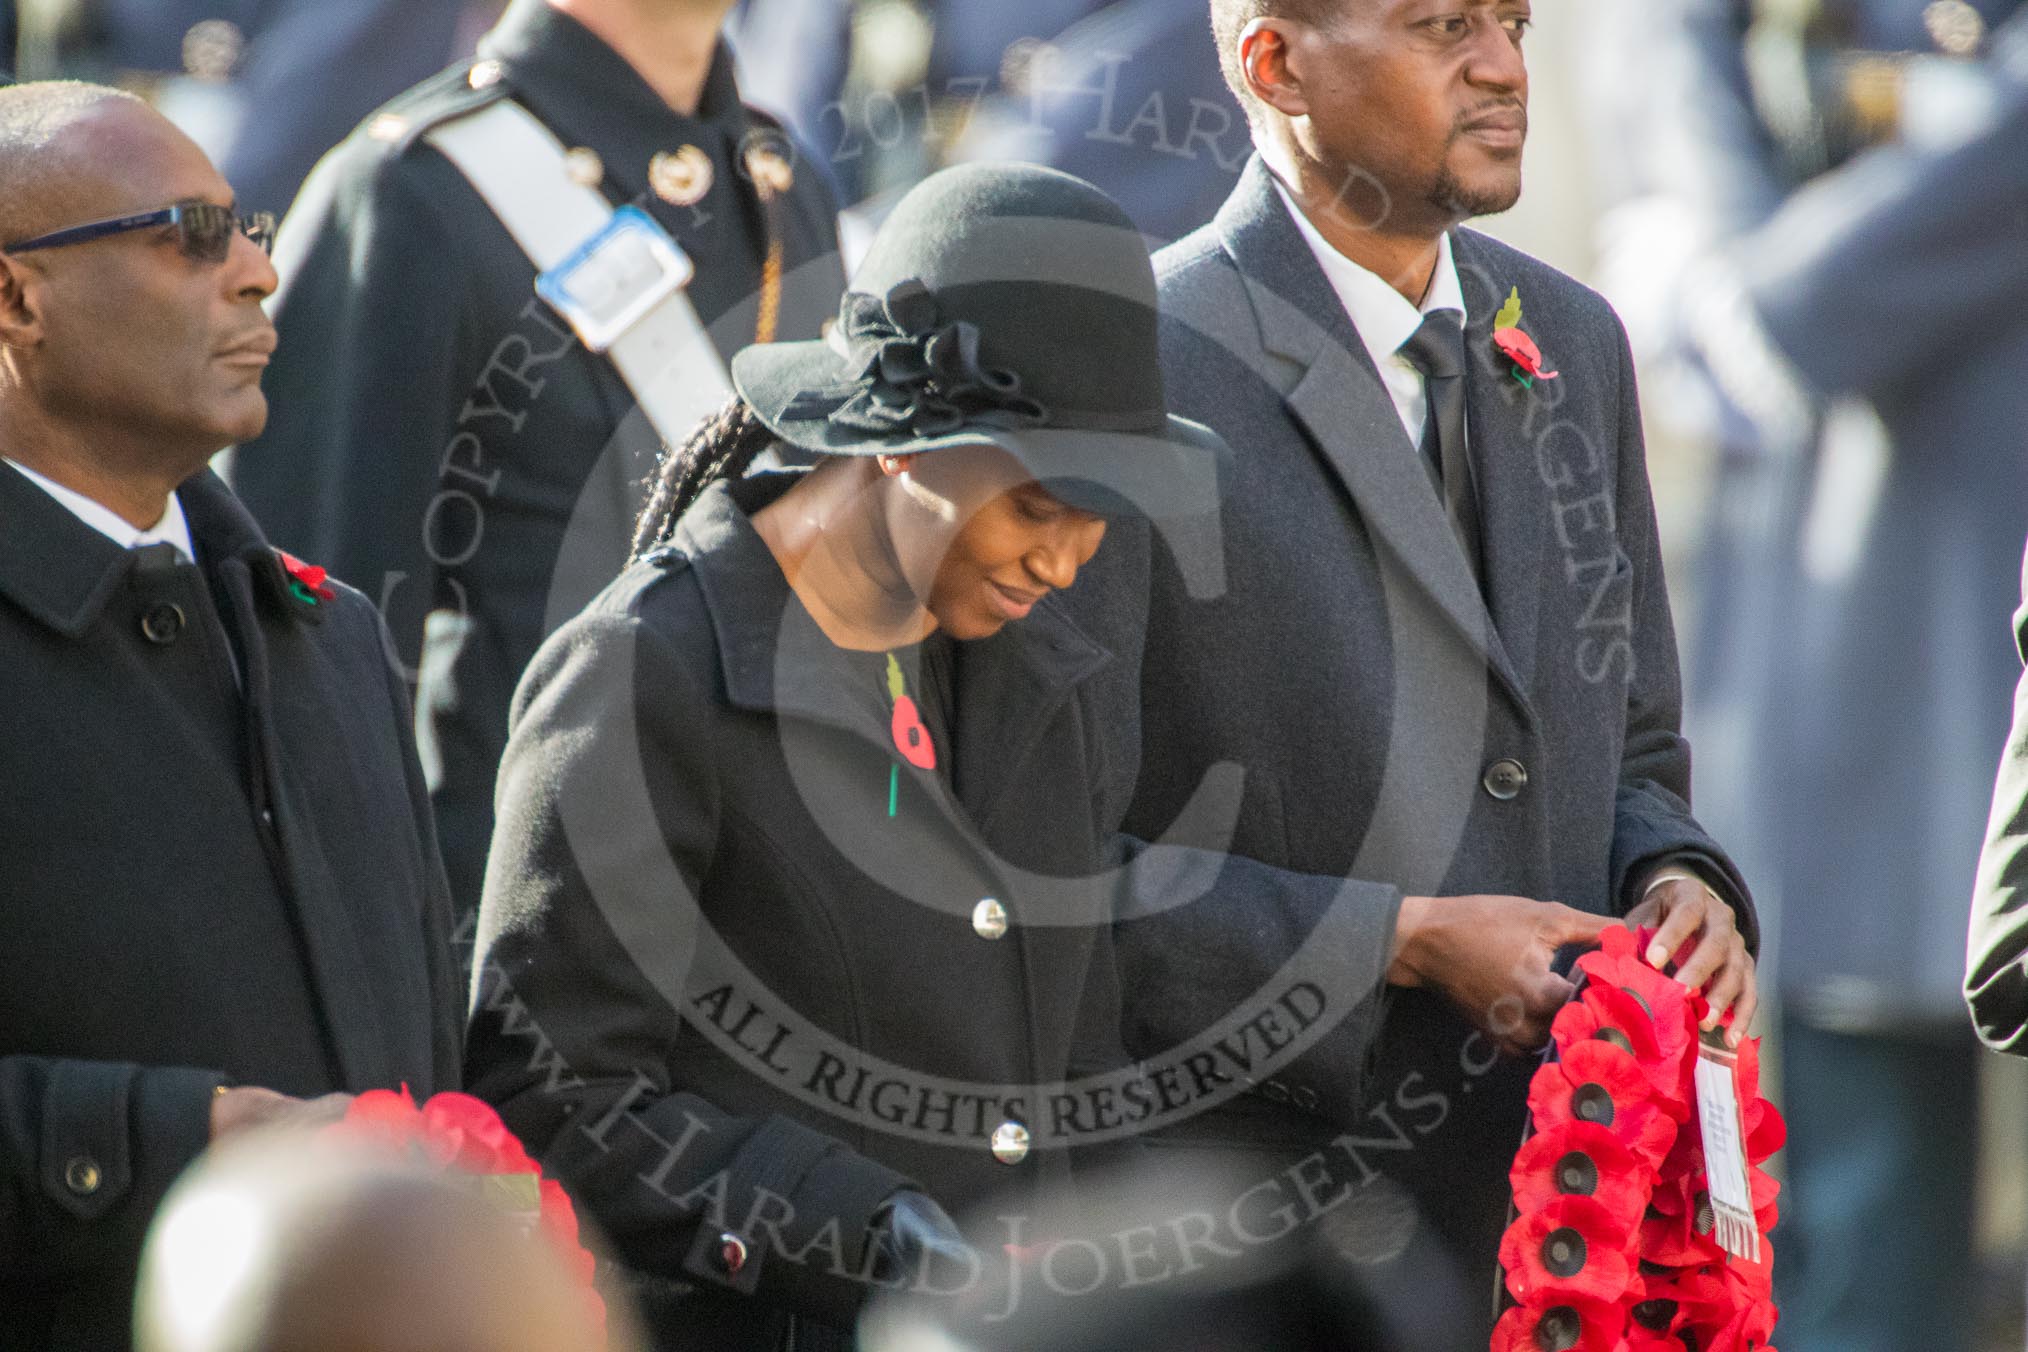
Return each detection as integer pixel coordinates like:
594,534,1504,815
1494,926,1785,1352
324,1088,606,1338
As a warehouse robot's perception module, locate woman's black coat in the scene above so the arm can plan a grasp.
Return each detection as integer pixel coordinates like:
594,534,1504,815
465,473,1134,1346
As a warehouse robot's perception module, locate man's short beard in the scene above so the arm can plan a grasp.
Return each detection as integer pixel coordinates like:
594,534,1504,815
1429,159,1522,222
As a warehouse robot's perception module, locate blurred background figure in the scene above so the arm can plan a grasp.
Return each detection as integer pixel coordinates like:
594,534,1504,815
949,0,1247,245
6,0,484,216
723,0,851,171
1588,4,2028,1350
135,1136,638,1352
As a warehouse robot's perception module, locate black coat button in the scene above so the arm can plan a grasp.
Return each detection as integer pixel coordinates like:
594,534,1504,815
1483,758,1528,801
140,602,185,646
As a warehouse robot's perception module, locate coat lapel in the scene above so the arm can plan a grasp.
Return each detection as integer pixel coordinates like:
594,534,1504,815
1452,233,1548,700
1212,160,1529,712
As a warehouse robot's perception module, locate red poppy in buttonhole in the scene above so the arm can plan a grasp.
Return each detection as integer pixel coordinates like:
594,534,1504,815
1528,1039,1679,1168
1511,1121,1652,1228
890,696,937,770
1500,1195,1638,1306
1491,1298,1625,1352
1493,326,1559,380
276,549,336,602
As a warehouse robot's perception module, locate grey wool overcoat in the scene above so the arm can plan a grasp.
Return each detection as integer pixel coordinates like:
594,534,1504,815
1062,158,1755,1328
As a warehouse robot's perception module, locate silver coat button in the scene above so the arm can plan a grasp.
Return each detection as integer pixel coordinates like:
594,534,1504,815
1482,758,1528,801
990,1120,1030,1164
972,898,1009,940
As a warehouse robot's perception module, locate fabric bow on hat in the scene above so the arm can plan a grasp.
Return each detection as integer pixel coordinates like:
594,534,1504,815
783,279,1049,440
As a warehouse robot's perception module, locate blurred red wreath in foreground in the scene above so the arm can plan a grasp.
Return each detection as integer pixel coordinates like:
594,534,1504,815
324,1088,605,1338
1495,927,1786,1352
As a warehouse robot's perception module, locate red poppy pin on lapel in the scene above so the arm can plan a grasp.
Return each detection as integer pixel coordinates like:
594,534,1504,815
886,653,936,772
277,550,336,606
1493,286,1559,388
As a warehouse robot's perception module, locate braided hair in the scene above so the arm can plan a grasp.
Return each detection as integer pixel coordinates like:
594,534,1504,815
630,396,779,562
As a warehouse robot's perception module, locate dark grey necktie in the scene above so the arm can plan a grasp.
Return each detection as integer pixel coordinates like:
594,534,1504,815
1398,311,1482,584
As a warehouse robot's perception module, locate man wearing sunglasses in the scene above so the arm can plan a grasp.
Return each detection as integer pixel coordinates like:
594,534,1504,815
0,82,461,1351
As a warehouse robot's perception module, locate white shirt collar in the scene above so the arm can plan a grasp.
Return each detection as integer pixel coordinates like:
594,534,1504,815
1270,176,1467,361
4,458,196,564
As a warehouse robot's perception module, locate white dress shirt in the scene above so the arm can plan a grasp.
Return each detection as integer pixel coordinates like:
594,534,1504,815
1270,177,1469,451
4,458,195,564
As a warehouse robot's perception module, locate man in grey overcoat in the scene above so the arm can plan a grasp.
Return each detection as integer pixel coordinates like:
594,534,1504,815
1066,0,1758,1328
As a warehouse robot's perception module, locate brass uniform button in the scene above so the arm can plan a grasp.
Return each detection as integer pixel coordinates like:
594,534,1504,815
468,59,505,91
1924,0,1986,55
181,20,246,82
744,144,795,196
64,1156,102,1196
972,898,1009,940
650,146,714,207
990,1121,1030,1165
563,147,605,188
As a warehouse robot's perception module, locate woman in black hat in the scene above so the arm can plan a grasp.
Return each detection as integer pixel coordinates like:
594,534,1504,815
466,163,1224,1350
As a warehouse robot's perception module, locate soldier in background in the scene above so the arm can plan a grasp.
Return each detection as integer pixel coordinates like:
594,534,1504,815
951,0,1251,245
225,0,845,925
5,1,478,216
1589,2,2028,1347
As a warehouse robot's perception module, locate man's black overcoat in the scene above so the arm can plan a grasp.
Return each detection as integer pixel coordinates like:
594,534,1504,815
0,466,461,1350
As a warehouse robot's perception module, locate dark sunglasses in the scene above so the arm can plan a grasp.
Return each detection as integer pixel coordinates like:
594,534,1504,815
3,201,276,264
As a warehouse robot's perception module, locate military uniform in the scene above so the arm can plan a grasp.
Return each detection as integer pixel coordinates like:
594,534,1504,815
227,0,846,920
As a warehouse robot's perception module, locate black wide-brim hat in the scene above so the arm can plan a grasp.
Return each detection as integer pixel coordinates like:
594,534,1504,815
730,163,1226,518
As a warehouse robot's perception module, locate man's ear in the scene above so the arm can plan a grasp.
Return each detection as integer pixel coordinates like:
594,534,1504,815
0,251,45,352
1240,18,1311,119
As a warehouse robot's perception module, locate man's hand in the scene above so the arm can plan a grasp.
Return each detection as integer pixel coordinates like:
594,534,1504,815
209,1087,355,1142
1388,895,1617,1056
1625,868,1758,1044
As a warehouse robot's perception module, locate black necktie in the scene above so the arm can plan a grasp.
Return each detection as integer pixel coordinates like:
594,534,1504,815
1398,312,1482,584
